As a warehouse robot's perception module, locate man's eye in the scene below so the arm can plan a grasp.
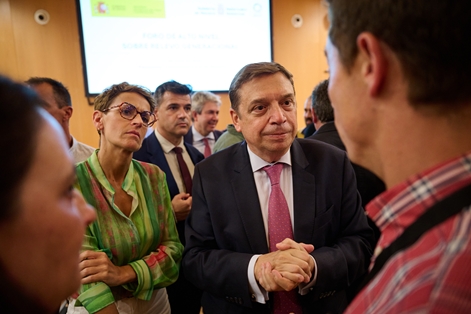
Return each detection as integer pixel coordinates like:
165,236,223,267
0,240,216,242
184,106,192,112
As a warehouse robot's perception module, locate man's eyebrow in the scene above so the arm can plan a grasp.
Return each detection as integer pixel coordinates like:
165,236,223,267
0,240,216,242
249,93,295,105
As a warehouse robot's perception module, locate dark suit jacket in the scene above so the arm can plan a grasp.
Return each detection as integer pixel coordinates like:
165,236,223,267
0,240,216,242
184,127,223,149
133,133,204,244
307,122,385,207
182,139,375,314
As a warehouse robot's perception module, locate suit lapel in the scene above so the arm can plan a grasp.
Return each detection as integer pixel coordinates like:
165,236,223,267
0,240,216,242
146,134,179,197
230,143,269,254
291,140,317,244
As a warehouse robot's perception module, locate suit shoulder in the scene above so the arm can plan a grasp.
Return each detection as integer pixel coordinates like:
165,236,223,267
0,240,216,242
214,130,223,138
185,142,204,161
196,142,241,171
297,138,344,153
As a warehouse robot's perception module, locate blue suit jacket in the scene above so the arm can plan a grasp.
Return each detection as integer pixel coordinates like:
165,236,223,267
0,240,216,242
133,133,204,244
182,139,375,313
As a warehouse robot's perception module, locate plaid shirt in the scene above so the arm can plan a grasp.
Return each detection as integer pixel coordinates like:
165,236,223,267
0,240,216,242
74,152,183,313
346,151,471,314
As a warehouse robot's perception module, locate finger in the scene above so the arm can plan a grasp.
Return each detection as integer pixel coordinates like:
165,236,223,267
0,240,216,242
271,269,300,291
299,243,314,253
80,250,107,261
258,263,273,291
273,269,305,283
276,239,313,253
273,262,311,282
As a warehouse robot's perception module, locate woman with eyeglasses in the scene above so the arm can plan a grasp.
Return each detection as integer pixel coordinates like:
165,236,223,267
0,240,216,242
68,82,183,314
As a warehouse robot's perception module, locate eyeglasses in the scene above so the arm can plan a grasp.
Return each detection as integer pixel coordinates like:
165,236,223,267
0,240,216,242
101,102,156,127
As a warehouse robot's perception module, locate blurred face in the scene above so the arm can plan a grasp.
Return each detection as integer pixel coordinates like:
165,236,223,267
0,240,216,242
303,96,313,125
325,36,369,164
231,72,297,162
30,82,71,131
0,114,95,311
94,92,151,153
155,91,192,145
193,101,220,136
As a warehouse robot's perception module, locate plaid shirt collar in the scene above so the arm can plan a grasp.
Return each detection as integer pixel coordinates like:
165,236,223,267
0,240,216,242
366,150,471,257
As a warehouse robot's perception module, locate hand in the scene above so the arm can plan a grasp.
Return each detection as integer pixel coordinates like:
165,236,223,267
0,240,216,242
257,262,301,292
276,238,314,254
254,239,314,291
171,193,192,221
275,238,316,285
79,250,136,287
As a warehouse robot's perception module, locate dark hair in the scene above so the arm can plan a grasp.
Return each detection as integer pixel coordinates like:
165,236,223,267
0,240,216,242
326,0,471,106
25,77,72,108
0,76,42,220
154,81,193,108
311,79,333,123
94,82,155,112
229,62,295,113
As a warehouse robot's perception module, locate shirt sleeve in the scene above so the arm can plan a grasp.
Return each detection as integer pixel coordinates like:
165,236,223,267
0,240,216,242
76,228,115,313
122,168,183,300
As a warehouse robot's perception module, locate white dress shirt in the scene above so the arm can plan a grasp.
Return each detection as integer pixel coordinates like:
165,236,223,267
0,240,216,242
154,130,195,194
245,146,317,303
191,126,215,155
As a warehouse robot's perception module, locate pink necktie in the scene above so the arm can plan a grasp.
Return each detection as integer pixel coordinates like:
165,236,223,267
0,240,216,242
263,163,303,314
202,138,211,158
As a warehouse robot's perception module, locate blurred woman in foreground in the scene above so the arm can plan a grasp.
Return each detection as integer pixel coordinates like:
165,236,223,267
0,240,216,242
0,76,96,313
70,83,183,314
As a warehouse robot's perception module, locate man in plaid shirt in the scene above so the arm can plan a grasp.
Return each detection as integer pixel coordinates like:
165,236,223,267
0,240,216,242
324,0,471,313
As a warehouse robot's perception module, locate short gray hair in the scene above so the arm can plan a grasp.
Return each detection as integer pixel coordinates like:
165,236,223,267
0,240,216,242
191,91,221,114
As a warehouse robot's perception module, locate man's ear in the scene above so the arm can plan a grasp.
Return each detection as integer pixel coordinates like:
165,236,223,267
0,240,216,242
356,32,387,97
230,108,242,132
311,109,319,124
63,106,73,121
192,110,198,122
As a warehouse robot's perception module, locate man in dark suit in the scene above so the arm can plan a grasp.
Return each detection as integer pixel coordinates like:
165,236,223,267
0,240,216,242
182,62,375,313
184,91,222,157
133,80,204,314
307,79,385,208
301,95,316,138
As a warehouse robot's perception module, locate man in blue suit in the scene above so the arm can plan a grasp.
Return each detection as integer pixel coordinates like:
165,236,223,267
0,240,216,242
184,91,223,157
183,62,375,313
133,80,204,314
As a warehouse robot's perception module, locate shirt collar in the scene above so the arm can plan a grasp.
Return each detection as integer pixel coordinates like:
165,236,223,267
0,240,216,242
154,129,186,153
367,150,471,233
192,126,215,141
247,146,292,173
87,150,135,194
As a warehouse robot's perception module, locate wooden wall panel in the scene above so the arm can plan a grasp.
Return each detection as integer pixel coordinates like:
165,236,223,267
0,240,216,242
0,0,19,77
0,0,329,146
1,0,98,147
272,0,329,129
